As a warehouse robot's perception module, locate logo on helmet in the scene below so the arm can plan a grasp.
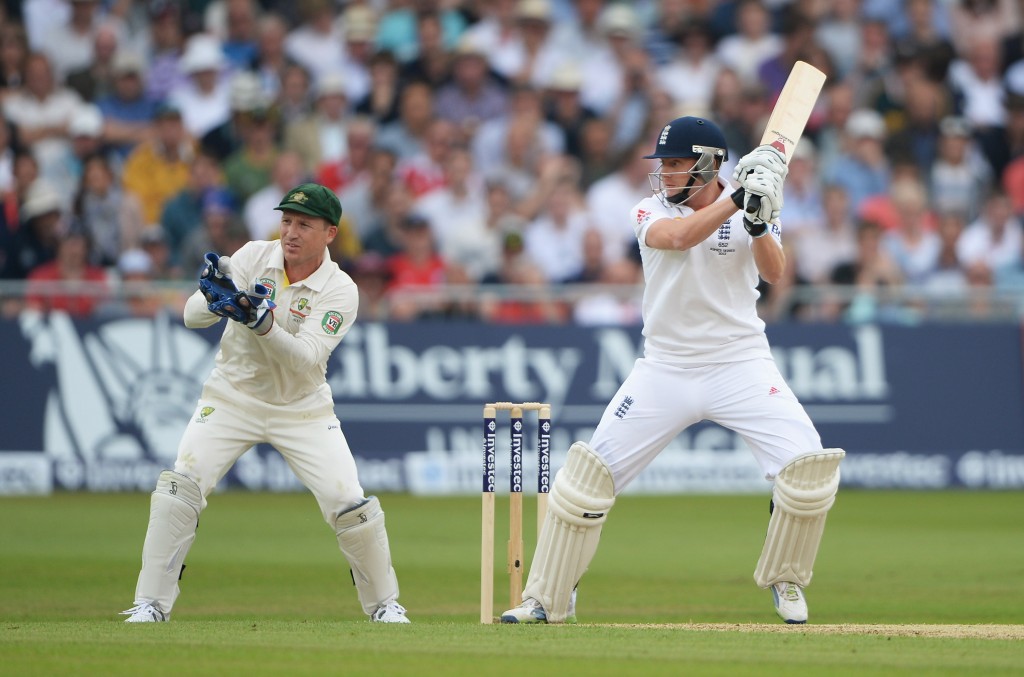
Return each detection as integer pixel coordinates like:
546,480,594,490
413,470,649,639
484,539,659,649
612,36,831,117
658,125,671,145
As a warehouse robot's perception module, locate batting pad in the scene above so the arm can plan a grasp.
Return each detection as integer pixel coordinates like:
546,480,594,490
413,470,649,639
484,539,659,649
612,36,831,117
335,496,400,616
523,442,615,623
754,449,845,588
134,471,202,614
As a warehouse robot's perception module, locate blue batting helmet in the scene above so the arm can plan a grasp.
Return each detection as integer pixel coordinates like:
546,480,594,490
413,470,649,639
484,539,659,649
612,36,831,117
644,116,729,161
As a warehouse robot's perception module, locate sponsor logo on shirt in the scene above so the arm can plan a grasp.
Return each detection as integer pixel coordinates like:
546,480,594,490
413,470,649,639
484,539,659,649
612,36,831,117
322,310,343,335
257,277,277,301
195,406,215,423
636,209,651,226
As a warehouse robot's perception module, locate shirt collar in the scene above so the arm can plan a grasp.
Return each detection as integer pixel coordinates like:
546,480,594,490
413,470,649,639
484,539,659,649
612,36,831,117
270,244,333,291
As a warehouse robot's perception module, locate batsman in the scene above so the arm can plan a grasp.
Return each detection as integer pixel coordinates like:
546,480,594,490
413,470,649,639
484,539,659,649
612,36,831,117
502,117,844,625
121,183,410,624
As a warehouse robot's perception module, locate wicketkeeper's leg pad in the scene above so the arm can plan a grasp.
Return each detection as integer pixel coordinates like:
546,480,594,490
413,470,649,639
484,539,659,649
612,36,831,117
134,470,203,615
754,449,845,588
334,496,400,616
523,441,616,623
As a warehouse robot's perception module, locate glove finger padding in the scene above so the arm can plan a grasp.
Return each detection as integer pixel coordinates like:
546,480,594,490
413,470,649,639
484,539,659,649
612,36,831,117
242,283,276,335
199,252,247,320
733,144,789,184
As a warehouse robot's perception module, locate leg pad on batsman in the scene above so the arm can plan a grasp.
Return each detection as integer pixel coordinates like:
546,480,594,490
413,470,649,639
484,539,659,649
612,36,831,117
519,441,615,623
754,449,845,588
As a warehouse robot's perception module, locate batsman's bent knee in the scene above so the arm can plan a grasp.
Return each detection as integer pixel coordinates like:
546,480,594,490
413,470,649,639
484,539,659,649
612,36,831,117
754,449,844,588
523,442,616,623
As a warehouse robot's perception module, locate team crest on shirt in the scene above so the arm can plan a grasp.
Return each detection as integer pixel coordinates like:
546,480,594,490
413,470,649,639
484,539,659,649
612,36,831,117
321,310,343,335
290,297,311,318
257,277,277,301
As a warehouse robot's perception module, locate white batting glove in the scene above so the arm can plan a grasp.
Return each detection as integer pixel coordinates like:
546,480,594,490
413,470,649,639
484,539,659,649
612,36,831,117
742,168,784,225
733,144,789,186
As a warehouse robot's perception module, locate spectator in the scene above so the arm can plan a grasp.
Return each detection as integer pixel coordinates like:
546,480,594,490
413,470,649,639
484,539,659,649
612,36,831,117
340,146,397,243
168,34,231,138
399,10,455,89
276,62,314,125
434,38,509,140
97,50,157,158
252,14,289,101
40,0,118,81
948,37,1007,174
201,70,270,162
479,230,567,324
0,180,63,279
656,20,722,115
178,187,247,276
882,177,942,284
338,5,377,104
376,79,435,161
714,0,782,87
815,0,863,79
578,5,646,117
929,116,992,220
823,108,892,218
777,139,825,239
74,152,144,267
96,247,163,318
138,224,178,280
523,175,590,283
542,64,596,160
922,212,970,294
25,227,107,316
144,1,185,103
375,0,466,64
586,140,655,265
223,107,278,203
217,0,260,69
572,255,644,326
0,23,29,94
395,117,454,198
315,116,377,198
350,251,392,321
501,0,566,88
283,0,343,81
827,218,905,323
2,52,82,191
385,212,447,320
245,150,306,241
471,83,564,177
461,0,522,79
957,190,1024,273
414,146,491,280
64,21,120,101
285,71,352,173
362,179,415,258
577,117,617,188
792,184,859,285
122,102,194,225
354,50,402,125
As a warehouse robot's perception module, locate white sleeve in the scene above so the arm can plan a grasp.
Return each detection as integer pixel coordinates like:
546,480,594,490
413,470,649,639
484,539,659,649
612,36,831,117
258,284,359,372
183,290,222,328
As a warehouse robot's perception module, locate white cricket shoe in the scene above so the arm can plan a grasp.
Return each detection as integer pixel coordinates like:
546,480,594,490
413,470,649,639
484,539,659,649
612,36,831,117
771,582,808,624
121,602,168,623
371,602,411,623
500,591,577,624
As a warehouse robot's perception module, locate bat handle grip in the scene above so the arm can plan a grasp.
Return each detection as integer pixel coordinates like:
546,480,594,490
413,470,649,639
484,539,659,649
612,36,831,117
745,194,761,215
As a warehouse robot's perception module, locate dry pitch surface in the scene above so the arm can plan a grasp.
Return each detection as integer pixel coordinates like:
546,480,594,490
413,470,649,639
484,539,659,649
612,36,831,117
611,623,1024,640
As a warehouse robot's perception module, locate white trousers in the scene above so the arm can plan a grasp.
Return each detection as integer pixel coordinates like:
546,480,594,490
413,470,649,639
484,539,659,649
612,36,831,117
590,357,822,493
173,386,366,525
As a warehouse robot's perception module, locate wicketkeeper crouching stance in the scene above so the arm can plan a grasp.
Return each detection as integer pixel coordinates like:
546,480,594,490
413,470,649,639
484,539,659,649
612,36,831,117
121,183,410,624
502,116,844,625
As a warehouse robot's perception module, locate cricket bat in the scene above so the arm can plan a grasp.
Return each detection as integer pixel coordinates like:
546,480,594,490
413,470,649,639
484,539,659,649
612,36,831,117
745,60,827,218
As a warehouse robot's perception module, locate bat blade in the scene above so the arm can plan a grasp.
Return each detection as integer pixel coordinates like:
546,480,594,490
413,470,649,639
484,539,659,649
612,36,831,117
744,61,826,218
759,60,827,160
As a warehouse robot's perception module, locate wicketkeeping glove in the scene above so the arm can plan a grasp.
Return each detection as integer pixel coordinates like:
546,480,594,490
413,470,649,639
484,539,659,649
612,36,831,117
199,252,248,322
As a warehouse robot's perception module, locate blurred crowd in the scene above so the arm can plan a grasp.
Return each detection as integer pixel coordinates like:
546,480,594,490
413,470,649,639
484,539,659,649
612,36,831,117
1,0,1024,324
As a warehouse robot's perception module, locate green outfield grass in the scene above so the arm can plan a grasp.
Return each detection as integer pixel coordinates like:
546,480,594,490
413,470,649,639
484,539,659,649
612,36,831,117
1,491,1021,676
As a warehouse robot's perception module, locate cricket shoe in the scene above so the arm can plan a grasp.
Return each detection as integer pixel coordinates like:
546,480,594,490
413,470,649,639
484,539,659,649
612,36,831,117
371,602,411,623
121,602,169,623
771,582,807,624
500,591,578,624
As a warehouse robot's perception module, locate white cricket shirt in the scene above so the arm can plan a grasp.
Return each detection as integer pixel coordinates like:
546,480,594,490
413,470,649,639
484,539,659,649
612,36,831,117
631,181,780,365
184,241,358,409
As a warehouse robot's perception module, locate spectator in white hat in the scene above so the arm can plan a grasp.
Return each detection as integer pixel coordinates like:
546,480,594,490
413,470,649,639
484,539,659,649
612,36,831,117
285,72,352,173
283,0,344,81
97,50,157,157
167,34,231,138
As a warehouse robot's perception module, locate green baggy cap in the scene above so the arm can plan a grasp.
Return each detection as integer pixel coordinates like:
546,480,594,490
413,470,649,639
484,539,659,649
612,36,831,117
274,183,343,225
